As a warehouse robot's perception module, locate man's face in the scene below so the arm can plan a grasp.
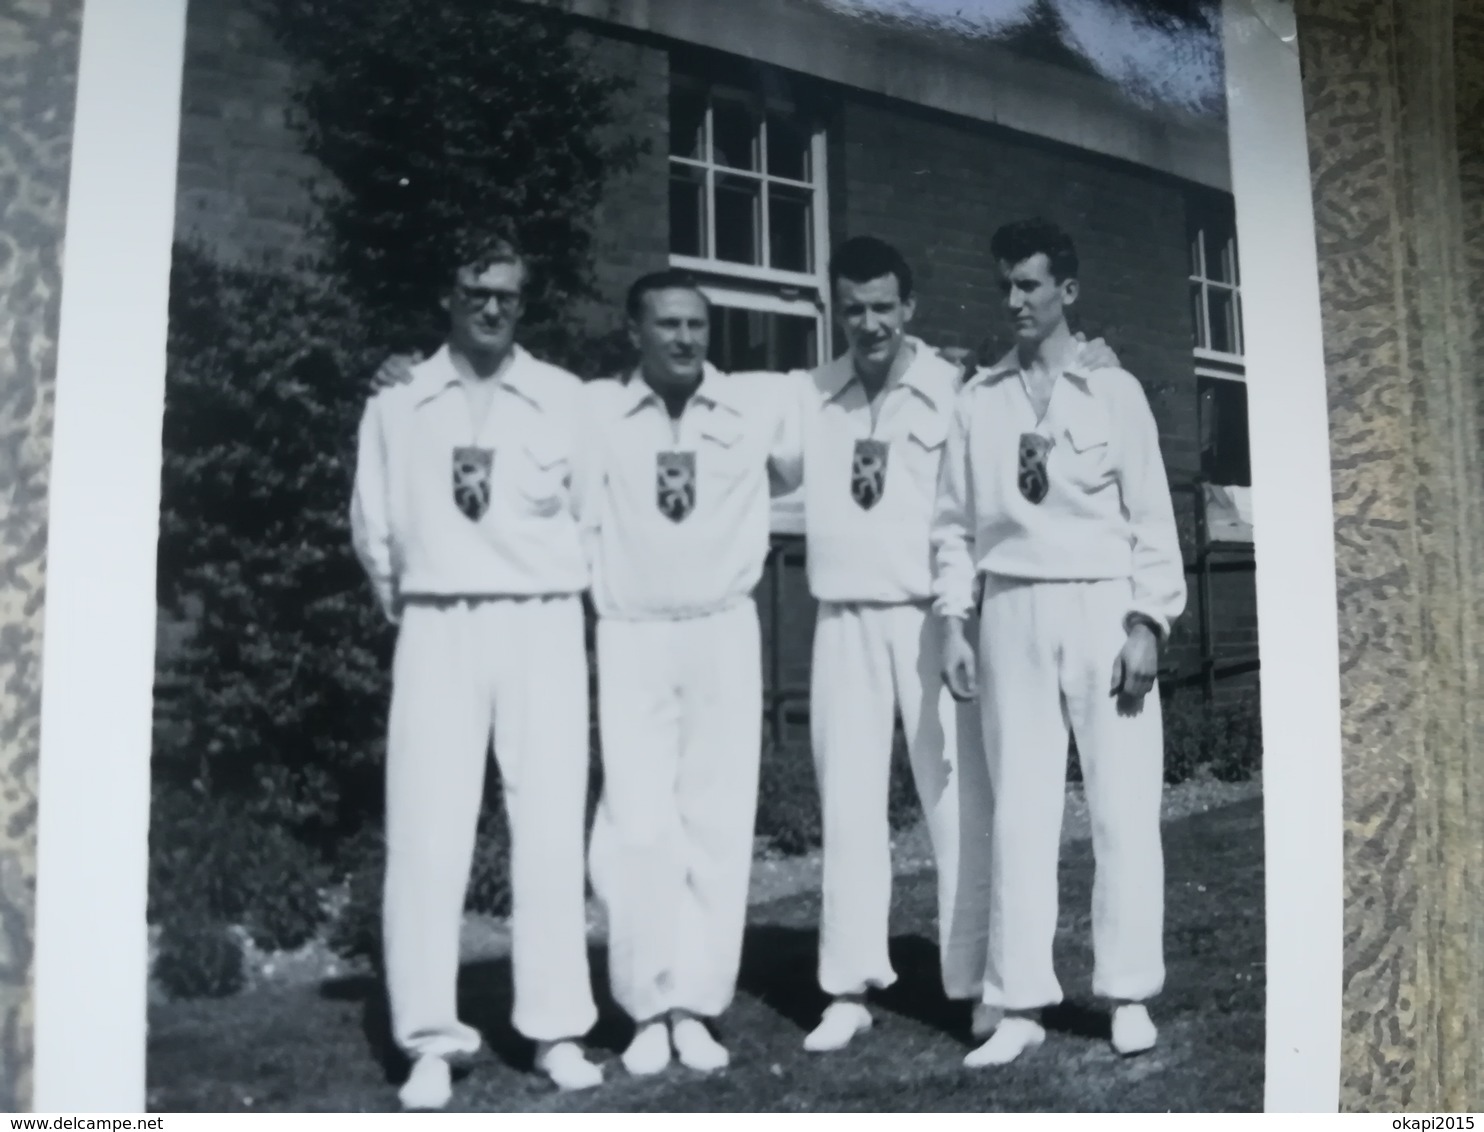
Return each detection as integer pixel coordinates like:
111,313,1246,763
999,252,1077,345
630,287,710,390
836,273,915,374
445,260,525,358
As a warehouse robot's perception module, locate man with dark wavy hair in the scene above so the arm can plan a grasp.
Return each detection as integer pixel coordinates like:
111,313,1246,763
933,217,1186,1067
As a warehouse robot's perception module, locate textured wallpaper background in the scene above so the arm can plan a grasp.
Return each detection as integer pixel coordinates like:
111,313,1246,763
1,0,1480,1113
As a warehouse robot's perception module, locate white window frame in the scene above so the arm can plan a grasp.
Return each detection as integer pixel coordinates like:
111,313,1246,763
697,283,828,375
1189,202,1245,373
668,75,833,363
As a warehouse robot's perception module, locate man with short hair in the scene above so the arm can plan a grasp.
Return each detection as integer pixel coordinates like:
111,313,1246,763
579,269,800,1076
794,236,1119,1053
351,234,603,1109
933,217,1186,1067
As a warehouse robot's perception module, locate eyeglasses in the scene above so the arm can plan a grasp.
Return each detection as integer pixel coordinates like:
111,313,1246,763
454,285,523,312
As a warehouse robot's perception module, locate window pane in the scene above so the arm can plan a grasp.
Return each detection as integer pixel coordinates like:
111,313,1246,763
669,165,706,258
1198,377,1251,487
669,86,705,160
768,185,812,273
1190,281,1208,350
1206,286,1239,354
766,112,811,181
1203,227,1235,284
709,306,819,372
1188,226,1205,279
715,174,761,265
712,98,759,171
773,311,818,370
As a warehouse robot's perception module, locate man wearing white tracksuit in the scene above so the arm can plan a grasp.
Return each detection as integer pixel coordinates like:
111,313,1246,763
934,218,1186,1068
580,269,799,1077
794,236,1120,1052
789,236,991,1052
351,235,603,1109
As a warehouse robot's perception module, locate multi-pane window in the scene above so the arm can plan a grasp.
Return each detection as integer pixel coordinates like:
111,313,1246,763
668,73,830,375
1189,192,1249,487
1189,196,1243,361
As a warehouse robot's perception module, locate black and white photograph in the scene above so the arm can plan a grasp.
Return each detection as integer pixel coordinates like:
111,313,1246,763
130,0,1275,1113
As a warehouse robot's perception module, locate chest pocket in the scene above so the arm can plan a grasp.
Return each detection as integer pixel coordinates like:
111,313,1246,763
1060,416,1114,491
698,416,750,486
515,430,570,518
901,414,950,498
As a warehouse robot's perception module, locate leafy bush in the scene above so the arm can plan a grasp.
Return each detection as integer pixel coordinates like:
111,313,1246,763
1065,684,1263,787
754,728,923,857
755,742,821,856
326,827,386,971
149,783,333,954
1162,687,1263,784
154,921,247,1000
465,800,514,919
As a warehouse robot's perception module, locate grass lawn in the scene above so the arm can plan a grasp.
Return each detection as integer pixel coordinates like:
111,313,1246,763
147,798,1264,1113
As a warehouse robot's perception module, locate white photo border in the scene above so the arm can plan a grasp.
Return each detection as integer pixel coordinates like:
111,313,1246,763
30,0,1343,1112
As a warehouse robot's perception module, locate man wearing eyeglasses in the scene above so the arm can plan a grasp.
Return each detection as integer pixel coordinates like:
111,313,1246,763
350,234,604,1109
932,217,1186,1068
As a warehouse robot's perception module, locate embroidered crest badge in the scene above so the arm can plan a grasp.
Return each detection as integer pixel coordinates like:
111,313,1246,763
656,450,697,522
851,438,890,510
452,446,494,521
1017,432,1054,505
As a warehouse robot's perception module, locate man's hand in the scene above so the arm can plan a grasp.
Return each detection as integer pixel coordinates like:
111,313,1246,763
371,350,424,391
942,616,978,702
1076,334,1121,370
1109,622,1159,701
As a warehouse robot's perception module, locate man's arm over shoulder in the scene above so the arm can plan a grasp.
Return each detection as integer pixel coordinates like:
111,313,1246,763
569,377,622,570
731,368,809,496
350,391,399,624
1113,370,1187,639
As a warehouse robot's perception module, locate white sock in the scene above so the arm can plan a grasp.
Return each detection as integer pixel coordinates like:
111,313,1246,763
622,1019,672,1077
963,1014,1046,1068
536,1040,604,1091
1111,1003,1158,1056
971,1002,1005,1042
397,1055,452,1110
803,1000,873,1052
671,1015,730,1071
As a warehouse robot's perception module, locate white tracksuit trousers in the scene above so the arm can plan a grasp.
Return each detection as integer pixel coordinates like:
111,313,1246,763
811,601,994,1000
975,576,1166,1011
588,600,763,1023
382,596,598,1058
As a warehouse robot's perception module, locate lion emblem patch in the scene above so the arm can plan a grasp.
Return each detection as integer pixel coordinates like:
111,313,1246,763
851,438,889,510
656,450,697,522
452,446,494,521
1017,432,1053,505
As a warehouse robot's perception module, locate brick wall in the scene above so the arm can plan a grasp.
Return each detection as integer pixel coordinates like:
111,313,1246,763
173,0,328,270
830,94,1200,482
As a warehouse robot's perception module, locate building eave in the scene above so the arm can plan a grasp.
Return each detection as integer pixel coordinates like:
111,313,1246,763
514,0,1231,190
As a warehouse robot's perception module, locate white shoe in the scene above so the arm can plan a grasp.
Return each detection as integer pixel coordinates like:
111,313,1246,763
672,1016,730,1071
803,1001,873,1052
622,1020,672,1077
971,1002,1005,1042
398,1055,452,1110
536,1040,604,1091
1111,1003,1158,1056
963,1015,1046,1068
